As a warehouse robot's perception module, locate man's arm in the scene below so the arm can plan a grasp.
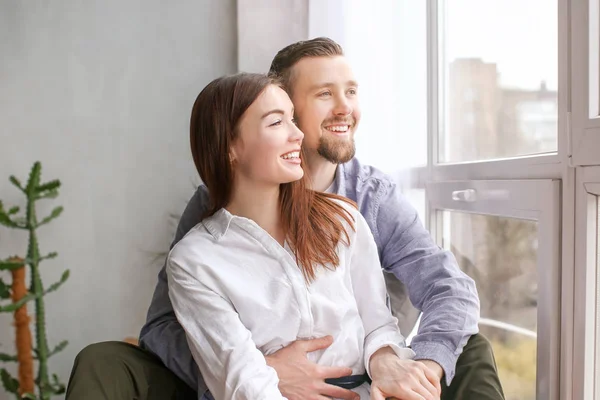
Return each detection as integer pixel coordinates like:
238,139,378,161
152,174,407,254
373,183,480,385
138,186,209,391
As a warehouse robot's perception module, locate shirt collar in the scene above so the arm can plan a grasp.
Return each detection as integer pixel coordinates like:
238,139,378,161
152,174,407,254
327,164,346,195
202,208,234,240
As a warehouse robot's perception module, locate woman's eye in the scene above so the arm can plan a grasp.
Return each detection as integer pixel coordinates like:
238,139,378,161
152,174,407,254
291,118,298,126
269,119,282,127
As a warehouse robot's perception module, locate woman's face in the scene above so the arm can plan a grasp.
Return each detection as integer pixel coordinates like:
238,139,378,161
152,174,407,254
231,85,304,186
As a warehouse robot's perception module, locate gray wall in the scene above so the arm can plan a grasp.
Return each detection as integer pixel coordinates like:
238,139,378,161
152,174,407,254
0,1,236,397
237,0,307,72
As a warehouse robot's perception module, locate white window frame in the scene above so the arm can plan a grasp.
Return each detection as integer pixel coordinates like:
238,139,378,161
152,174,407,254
417,1,574,398
573,166,600,400
571,0,600,166
427,179,561,400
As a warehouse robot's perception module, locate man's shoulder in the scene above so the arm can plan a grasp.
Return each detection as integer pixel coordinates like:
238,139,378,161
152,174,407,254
338,158,398,209
340,158,395,190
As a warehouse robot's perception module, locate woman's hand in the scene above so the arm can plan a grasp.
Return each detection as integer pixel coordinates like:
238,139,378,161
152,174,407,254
369,347,441,400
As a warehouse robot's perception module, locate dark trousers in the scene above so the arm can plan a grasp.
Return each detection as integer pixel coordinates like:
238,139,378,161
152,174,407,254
65,333,505,400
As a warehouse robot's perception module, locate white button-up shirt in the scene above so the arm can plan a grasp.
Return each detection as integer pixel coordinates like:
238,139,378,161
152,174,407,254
167,202,414,400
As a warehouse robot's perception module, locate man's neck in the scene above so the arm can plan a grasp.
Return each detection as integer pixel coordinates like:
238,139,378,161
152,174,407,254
305,151,338,192
226,180,284,244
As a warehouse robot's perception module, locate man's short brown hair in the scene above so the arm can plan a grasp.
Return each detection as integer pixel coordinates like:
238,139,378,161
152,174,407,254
268,37,344,94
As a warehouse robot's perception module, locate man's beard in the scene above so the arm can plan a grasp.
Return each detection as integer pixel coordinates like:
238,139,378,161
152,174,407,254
317,133,356,164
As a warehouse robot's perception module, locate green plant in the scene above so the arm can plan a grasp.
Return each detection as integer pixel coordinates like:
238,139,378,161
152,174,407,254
0,162,69,400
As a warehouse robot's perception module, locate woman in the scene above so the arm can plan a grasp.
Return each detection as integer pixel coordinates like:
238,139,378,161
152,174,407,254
167,73,424,400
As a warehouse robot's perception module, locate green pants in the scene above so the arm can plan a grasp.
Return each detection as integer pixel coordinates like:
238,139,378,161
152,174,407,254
65,333,504,400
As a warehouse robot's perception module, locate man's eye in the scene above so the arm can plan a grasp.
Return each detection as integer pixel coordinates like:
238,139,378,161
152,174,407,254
318,91,332,97
269,120,282,127
348,88,357,95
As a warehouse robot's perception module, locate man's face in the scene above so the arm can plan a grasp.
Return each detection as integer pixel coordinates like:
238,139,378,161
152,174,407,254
289,56,360,164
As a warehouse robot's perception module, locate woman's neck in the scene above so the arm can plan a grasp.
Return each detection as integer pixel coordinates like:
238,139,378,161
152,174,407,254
226,180,285,245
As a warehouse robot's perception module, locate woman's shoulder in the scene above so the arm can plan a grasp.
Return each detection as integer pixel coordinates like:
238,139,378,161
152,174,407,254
166,221,218,271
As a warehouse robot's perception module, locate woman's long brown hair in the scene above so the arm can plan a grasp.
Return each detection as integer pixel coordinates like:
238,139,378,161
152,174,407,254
190,73,355,282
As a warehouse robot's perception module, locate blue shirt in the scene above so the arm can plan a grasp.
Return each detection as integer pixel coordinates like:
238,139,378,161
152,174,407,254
140,157,480,394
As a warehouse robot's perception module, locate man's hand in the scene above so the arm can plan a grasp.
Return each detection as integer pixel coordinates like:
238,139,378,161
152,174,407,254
369,347,441,400
265,336,360,400
416,360,444,382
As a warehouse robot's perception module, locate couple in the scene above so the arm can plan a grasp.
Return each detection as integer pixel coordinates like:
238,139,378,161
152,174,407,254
66,38,504,400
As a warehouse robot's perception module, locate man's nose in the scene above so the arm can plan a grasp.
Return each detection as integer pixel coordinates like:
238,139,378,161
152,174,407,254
334,96,353,116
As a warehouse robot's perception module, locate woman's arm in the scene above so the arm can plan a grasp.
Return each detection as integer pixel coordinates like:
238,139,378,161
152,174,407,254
167,255,286,400
348,211,440,399
348,211,415,374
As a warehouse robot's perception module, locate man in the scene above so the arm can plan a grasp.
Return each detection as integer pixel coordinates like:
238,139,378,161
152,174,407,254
66,38,504,400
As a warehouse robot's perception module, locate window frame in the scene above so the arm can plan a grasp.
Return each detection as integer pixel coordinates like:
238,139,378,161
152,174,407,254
572,166,600,400
421,0,572,397
571,0,600,166
426,179,561,400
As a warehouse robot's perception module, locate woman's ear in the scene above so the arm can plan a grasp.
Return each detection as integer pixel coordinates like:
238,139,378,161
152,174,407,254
229,139,241,164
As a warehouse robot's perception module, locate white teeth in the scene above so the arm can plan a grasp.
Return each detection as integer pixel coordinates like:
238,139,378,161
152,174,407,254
326,125,349,132
281,151,300,160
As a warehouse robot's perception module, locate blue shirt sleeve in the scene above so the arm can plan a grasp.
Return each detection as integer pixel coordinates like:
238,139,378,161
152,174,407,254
372,182,480,384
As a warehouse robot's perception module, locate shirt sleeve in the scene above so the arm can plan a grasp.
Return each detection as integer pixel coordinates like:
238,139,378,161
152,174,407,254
166,253,286,400
348,209,416,377
374,183,480,385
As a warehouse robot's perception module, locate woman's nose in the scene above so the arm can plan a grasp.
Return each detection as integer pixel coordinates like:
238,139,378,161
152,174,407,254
290,124,304,142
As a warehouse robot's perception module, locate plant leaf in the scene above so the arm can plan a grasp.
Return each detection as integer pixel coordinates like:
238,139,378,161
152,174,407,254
37,206,63,227
8,206,19,215
44,270,69,295
0,213,19,229
51,373,65,394
0,352,17,362
0,259,25,271
36,189,59,200
0,278,10,299
0,292,36,312
21,393,37,399
36,179,60,193
9,176,24,192
0,368,19,394
48,340,68,357
25,162,42,194
40,252,58,261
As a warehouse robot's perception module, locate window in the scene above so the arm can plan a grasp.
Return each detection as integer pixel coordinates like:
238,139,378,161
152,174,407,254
571,0,600,165
428,180,560,400
338,2,566,397
308,0,586,397
438,0,558,163
441,211,538,399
